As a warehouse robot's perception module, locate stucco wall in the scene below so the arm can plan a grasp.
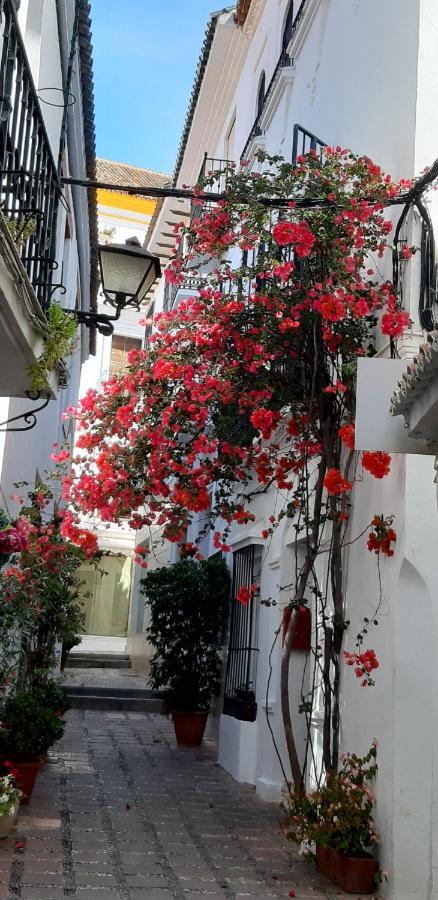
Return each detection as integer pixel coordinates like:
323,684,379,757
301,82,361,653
145,1,438,896
0,0,91,516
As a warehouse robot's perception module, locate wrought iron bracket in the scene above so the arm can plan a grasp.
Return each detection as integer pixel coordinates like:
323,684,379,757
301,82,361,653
0,391,50,432
61,304,122,337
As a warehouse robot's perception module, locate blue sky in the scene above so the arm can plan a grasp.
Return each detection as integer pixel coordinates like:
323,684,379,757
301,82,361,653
91,0,221,176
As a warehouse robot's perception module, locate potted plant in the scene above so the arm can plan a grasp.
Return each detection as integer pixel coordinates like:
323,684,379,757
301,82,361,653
284,745,379,893
60,633,81,671
0,687,66,801
0,774,22,838
142,556,230,747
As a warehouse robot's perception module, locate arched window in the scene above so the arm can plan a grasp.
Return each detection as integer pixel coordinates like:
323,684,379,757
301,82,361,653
256,70,266,119
281,1,294,62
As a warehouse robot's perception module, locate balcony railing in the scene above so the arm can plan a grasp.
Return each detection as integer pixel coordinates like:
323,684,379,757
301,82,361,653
190,152,229,225
0,0,63,313
292,123,326,165
163,154,229,311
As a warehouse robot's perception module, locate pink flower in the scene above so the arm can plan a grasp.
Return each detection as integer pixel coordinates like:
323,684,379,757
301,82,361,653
50,449,70,463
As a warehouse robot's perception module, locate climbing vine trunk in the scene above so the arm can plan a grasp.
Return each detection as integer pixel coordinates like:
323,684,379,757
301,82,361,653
280,455,327,791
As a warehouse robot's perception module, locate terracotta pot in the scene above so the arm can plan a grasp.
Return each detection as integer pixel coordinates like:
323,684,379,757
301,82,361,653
316,844,377,894
172,711,208,748
316,845,338,883
11,759,44,803
0,808,18,839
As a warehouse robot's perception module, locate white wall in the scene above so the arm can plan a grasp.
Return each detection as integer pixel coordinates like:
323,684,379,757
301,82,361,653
148,1,438,895
0,0,91,520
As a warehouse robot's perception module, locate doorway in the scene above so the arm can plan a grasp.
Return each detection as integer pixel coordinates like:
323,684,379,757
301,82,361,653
77,556,132,649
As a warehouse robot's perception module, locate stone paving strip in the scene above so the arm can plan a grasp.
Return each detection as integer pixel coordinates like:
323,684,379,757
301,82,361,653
0,711,376,899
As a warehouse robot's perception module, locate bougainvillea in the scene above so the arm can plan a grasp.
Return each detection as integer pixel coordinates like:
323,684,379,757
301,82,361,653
344,648,380,687
367,514,397,556
362,451,392,479
66,148,411,788
236,582,258,606
0,485,98,690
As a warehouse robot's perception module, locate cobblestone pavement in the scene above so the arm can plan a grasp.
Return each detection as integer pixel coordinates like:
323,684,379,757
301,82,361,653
0,711,375,900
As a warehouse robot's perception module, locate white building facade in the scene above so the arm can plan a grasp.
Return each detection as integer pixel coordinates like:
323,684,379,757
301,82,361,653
0,1,97,525
144,2,438,897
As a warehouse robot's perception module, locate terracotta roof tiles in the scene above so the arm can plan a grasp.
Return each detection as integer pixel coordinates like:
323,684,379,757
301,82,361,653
96,158,170,191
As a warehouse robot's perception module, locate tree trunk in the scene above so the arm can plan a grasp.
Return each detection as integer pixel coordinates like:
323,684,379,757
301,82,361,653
281,607,303,791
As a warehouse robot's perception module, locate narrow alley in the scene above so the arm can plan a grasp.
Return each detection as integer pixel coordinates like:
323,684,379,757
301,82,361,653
0,713,368,900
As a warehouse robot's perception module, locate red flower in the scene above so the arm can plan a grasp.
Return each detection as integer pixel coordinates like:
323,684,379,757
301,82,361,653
250,408,279,440
324,380,347,395
323,468,352,496
367,514,396,556
315,295,346,323
344,649,379,686
362,451,391,479
272,261,295,282
339,423,355,450
381,308,410,338
272,220,315,256
236,583,257,605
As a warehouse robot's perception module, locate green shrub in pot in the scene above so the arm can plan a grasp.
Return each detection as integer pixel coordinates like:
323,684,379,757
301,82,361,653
142,556,230,713
0,689,66,762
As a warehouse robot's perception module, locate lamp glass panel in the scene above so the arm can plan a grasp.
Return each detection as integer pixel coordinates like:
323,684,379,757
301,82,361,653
100,249,152,299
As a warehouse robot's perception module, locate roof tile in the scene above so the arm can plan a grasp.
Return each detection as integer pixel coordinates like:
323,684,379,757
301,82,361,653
96,158,170,191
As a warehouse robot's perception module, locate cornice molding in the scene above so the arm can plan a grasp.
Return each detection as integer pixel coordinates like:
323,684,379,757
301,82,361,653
242,133,266,165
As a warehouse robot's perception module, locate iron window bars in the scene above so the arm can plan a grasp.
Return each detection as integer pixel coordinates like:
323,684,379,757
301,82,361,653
223,544,260,722
0,0,63,313
163,153,229,311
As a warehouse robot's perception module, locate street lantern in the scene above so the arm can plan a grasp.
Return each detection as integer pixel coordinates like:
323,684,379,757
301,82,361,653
63,237,161,336
99,237,161,311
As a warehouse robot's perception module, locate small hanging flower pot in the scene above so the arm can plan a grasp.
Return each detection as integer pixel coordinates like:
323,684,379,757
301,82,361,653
282,606,311,651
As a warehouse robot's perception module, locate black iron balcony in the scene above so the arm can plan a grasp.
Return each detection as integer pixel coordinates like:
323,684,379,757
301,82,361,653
190,153,229,225
163,154,229,311
0,0,63,313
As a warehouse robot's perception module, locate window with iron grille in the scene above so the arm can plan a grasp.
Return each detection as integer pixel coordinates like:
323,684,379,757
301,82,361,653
223,545,261,722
